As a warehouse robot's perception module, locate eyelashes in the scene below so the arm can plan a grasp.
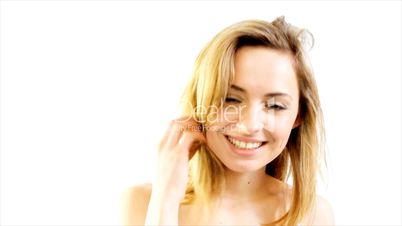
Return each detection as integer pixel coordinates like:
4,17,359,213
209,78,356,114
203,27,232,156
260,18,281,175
265,104,286,110
224,97,287,111
224,97,241,103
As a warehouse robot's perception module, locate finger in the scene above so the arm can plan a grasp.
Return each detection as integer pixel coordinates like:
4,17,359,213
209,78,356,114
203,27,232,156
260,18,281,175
180,131,206,160
158,120,173,146
162,116,202,150
174,116,203,133
165,121,185,148
178,130,206,151
173,115,194,124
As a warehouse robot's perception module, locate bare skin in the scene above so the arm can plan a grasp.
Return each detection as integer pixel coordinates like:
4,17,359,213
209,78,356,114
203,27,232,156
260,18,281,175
122,47,335,225
122,118,334,225
123,181,335,225
178,173,292,225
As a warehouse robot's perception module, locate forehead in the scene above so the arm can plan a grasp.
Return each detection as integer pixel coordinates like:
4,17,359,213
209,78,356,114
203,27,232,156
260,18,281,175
232,46,298,97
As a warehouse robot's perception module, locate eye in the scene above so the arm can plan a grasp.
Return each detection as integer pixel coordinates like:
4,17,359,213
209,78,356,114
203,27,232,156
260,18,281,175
265,102,287,110
225,97,241,103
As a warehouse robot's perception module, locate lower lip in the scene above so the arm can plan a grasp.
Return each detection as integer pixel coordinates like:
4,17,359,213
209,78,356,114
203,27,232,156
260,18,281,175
224,136,266,157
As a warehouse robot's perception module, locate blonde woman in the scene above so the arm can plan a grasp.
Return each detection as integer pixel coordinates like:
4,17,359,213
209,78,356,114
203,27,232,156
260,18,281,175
124,16,335,225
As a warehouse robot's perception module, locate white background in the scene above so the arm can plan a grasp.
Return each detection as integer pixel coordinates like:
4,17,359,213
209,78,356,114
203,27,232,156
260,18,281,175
1,1,401,225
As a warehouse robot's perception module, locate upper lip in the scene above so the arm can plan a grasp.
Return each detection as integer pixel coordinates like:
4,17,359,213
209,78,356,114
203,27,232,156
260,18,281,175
225,134,267,143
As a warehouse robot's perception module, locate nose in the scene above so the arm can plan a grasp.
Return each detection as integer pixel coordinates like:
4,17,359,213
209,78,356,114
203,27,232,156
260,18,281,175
236,104,264,135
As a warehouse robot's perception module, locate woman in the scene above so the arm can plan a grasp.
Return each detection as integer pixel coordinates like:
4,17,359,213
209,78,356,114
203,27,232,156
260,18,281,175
124,16,335,225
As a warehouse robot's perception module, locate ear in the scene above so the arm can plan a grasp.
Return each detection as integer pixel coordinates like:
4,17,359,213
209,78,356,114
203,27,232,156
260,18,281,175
292,113,301,129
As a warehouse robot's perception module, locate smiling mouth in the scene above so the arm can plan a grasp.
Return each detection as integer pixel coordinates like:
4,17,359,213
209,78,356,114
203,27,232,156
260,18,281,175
224,135,267,150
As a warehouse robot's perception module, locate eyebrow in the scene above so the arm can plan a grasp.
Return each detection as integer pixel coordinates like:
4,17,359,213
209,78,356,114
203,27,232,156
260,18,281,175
230,84,293,100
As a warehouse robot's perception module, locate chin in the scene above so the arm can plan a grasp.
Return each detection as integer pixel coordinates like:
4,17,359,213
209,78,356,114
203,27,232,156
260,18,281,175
222,162,266,173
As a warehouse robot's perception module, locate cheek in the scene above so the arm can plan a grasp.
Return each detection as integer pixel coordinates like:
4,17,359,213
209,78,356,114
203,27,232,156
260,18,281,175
205,109,238,133
205,130,225,156
268,114,297,145
205,130,216,145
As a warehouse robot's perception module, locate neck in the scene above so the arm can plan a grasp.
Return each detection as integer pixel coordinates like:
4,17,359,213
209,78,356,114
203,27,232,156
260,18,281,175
221,167,274,202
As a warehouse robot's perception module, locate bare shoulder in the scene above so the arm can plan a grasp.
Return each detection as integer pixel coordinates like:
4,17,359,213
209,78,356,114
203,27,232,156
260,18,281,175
302,195,335,226
121,183,152,226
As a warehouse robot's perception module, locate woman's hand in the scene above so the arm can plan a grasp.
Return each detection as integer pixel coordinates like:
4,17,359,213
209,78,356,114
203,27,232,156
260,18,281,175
152,116,206,205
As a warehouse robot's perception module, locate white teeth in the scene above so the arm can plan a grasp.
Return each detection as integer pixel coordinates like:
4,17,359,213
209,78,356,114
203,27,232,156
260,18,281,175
227,136,263,149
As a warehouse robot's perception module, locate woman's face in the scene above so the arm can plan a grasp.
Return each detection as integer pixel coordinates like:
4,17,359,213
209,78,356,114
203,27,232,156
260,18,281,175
205,46,300,173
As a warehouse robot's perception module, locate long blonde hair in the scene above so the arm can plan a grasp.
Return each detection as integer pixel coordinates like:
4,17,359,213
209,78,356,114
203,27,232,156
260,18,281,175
180,16,326,225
